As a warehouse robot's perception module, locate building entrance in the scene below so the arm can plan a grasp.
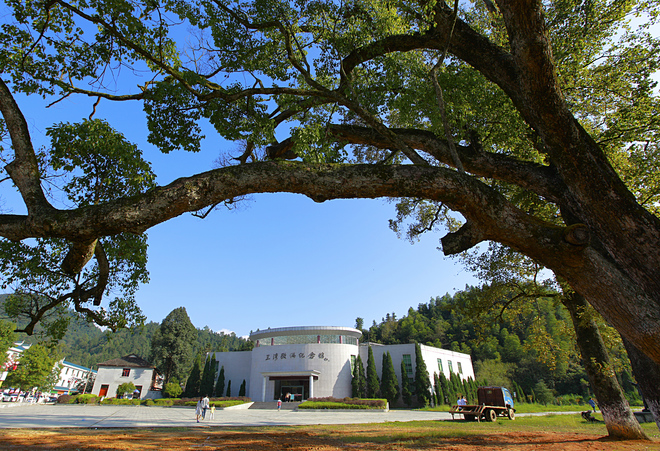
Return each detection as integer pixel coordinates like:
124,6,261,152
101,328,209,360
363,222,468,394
273,378,309,401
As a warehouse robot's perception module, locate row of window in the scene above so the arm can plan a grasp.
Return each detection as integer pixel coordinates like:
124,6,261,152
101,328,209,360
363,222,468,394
63,367,86,379
437,358,462,375
256,335,359,346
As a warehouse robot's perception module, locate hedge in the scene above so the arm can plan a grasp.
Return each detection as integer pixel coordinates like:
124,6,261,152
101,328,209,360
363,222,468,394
298,397,387,410
54,395,248,407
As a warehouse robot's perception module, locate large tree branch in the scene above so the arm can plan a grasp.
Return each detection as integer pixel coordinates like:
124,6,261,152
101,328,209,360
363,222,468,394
340,7,521,103
0,161,588,266
327,125,565,203
0,79,54,216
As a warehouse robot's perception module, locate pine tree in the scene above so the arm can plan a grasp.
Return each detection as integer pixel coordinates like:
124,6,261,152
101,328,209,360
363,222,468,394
380,351,399,405
214,365,225,397
183,353,202,398
438,372,451,405
351,355,364,397
414,343,432,407
433,372,442,407
366,346,380,398
150,307,197,385
400,360,413,406
226,380,232,397
238,379,246,397
199,355,216,396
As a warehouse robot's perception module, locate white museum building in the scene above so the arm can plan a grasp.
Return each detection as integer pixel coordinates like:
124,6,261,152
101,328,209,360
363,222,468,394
210,326,475,403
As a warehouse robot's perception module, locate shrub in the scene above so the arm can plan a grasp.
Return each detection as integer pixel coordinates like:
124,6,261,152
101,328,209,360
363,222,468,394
56,395,76,404
163,382,183,399
116,382,136,398
153,399,174,406
76,394,99,404
555,394,584,406
298,397,387,409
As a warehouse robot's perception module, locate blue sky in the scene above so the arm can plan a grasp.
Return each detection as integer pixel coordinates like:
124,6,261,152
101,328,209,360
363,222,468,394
3,88,478,338
4,11,655,340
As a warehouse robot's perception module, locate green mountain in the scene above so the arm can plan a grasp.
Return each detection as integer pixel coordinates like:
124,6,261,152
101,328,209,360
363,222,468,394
361,287,638,401
0,294,251,368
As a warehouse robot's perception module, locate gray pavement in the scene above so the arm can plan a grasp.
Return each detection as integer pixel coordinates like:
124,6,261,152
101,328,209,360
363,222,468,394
0,403,580,429
0,403,454,429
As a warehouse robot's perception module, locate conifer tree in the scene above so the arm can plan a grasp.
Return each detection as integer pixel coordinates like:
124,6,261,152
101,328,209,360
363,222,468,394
414,343,432,407
438,372,451,405
351,355,363,397
150,307,197,385
226,380,232,397
183,353,202,398
199,355,216,396
366,346,380,398
214,365,225,398
433,373,443,407
380,351,399,405
238,379,246,397
400,360,413,406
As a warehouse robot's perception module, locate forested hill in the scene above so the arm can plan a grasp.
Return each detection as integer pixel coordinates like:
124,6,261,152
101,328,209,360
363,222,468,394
360,287,637,401
0,294,251,368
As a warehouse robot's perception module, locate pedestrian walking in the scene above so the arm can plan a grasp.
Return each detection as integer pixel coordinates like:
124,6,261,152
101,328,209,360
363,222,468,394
195,398,203,423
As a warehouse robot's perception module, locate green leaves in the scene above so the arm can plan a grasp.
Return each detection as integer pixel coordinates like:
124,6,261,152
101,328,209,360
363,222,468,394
4,342,60,391
47,119,156,204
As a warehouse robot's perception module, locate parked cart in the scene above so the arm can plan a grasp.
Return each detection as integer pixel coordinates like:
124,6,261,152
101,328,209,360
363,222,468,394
449,386,516,422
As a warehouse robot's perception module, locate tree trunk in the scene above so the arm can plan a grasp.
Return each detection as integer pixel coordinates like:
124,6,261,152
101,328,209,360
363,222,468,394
563,292,648,440
622,337,660,432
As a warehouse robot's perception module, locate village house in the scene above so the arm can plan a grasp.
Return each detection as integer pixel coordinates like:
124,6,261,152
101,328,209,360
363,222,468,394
91,354,162,399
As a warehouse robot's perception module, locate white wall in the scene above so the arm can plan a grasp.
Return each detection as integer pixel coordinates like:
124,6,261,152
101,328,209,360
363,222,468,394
211,351,252,397
91,366,155,399
250,343,358,401
360,343,474,405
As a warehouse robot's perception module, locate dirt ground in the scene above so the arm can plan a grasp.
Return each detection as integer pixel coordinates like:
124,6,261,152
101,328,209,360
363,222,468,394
1,427,660,451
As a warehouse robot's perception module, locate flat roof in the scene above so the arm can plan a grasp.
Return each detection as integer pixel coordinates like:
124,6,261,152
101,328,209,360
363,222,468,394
250,326,362,341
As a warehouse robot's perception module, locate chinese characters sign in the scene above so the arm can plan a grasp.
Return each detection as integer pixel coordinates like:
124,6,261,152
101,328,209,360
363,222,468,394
265,352,329,362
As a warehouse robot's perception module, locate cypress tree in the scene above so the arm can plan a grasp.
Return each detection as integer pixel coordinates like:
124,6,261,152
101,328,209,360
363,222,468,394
183,353,202,398
226,380,232,397
366,346,380,398
400,359,413,406
433,372,443,407
438,372,451,405
150,307,197,385
215,365,225,397
380,351,399,405
357,355,367,397
413,343,432,407
199,355,216,396
351,355,364,398
238,379,246,397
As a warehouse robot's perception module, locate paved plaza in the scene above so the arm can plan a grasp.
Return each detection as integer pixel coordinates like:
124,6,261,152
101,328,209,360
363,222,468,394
0,403,580,429
0,403,455,429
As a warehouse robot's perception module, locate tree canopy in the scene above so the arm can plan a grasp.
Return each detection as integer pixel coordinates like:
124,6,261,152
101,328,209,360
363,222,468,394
1,0,659,370
150,307,197,384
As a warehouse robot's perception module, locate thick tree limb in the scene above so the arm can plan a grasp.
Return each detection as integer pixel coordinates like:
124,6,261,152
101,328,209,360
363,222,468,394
0,79,53,216
327,124,565,203
61,239,98,276
441,220,484,254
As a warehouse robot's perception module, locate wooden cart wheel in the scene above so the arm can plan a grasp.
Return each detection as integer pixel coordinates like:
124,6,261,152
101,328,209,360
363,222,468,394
486,409,497,422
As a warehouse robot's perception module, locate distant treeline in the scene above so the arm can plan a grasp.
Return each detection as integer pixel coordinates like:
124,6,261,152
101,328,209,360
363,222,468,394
359,286,638,402
0,294,252,368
